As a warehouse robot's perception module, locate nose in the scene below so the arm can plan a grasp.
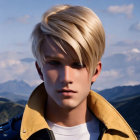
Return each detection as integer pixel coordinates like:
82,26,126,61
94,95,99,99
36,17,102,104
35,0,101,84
60,65,73,85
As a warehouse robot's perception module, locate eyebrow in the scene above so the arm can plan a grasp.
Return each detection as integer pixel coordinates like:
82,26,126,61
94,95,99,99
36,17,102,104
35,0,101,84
44,55,81,63
44,55,63,60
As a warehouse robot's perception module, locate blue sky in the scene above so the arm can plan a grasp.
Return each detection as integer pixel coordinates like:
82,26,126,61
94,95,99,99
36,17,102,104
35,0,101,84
0,0,140,90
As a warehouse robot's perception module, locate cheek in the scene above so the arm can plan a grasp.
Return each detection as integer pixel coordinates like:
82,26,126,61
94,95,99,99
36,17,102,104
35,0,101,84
42,69,58,84
81,74,92,93
79,70,91,84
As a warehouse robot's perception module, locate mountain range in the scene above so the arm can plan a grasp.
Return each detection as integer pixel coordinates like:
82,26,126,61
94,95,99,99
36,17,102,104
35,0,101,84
99,84,140,101
0,80,34,102
0,80,34,95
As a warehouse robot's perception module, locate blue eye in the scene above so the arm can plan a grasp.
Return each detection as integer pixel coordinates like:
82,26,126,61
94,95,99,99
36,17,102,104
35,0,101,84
72,62,85,69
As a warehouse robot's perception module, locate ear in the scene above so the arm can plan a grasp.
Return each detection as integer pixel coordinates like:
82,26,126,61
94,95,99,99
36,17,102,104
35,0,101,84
91,61,102,83
35,61,44,81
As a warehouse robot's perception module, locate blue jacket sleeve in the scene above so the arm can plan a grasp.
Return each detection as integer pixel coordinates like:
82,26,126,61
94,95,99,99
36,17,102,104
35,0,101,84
0,114,22,140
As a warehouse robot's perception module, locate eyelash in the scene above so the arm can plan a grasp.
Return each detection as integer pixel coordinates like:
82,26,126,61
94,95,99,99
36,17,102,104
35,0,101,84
47,60,60,65
71,62,85,69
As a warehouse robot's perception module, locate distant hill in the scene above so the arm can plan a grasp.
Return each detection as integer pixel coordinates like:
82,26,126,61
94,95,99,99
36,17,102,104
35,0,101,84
0,91,28,102
16,100,27,106
99,84,140,101
112,95,140,132
0,80,34,95
0,97,24,124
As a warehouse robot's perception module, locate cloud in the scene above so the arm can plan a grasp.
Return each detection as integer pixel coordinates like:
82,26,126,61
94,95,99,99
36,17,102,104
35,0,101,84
100,70,121,80
0,51,31,60
107,4,134,18
0,58,30,77
0,51,36,84
13,42,28,47
131,48,140,53
93,49,140,90
123,81,140,86
93,69,122,90
0,51,42,87
0,59,20,68
5,15,30,24
17,15,30,24
20,58,35,63
112,40,140,47
0,61,28,83
126,66,135,76
130,22,140,32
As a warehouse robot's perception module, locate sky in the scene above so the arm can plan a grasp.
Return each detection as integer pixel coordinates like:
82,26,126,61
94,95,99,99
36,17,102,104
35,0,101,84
0,0,140,90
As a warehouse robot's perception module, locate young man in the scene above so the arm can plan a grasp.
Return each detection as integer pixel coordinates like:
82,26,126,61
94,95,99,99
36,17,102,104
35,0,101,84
0,5,137,140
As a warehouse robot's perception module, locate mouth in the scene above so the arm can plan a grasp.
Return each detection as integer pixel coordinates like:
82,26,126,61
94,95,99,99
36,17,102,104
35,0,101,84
57,89,77,95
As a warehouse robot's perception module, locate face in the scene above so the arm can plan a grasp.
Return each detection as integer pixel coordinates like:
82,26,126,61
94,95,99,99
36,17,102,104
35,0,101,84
36,39,101,110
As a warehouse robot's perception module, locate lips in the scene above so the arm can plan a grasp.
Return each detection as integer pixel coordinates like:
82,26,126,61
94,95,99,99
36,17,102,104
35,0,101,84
57,89,77,95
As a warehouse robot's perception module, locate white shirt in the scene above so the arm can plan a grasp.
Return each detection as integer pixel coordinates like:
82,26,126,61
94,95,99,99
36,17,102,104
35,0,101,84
47,115,100,140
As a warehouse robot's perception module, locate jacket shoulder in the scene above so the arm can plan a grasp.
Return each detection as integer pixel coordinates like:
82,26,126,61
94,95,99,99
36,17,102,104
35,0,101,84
0,114,22,140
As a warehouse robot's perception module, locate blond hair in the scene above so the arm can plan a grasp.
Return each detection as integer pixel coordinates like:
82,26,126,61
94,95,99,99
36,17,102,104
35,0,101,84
31,5,105,74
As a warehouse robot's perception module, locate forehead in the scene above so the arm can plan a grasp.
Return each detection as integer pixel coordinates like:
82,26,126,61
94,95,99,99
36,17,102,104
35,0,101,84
41,38,79,61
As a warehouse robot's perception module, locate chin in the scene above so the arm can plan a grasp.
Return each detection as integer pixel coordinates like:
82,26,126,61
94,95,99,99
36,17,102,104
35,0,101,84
59,101,78,110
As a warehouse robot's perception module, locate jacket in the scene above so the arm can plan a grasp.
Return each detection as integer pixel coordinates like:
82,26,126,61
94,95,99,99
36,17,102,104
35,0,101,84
0,83,138,140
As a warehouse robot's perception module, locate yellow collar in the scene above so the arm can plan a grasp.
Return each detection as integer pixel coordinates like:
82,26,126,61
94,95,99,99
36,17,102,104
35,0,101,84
20,83,135,139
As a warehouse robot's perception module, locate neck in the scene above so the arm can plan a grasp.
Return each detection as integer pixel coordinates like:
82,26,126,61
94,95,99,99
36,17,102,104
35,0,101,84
45,97,92,127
